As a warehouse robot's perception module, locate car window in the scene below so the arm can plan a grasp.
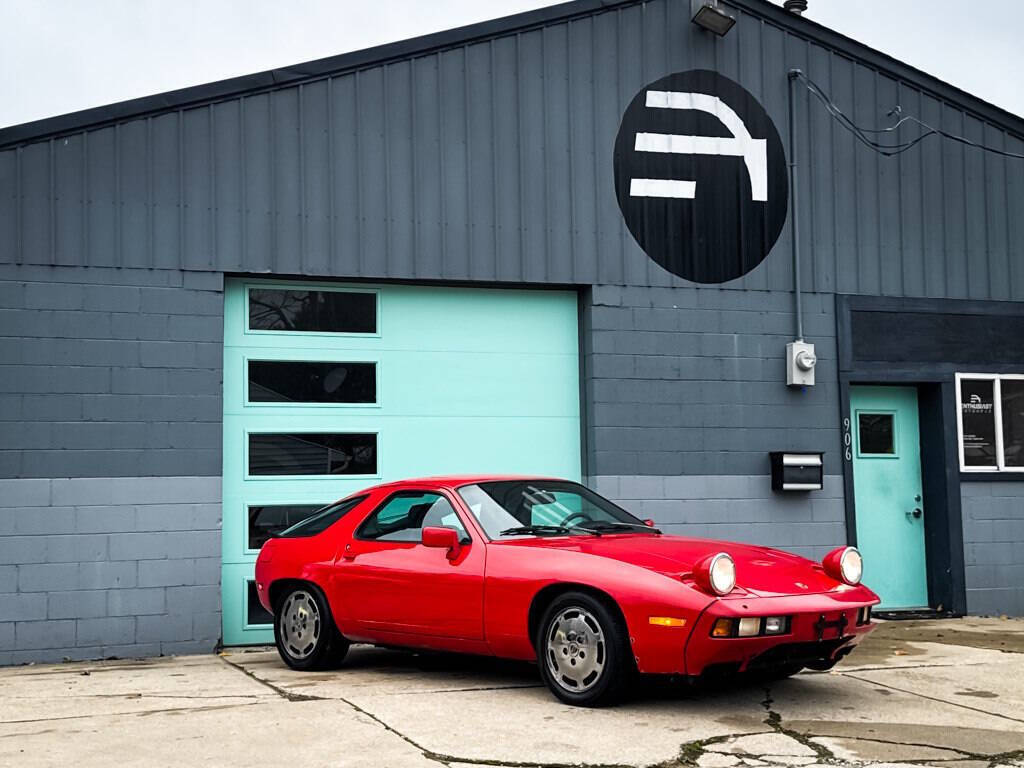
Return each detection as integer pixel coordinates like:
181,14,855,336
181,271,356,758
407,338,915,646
458,480,647,539
276,496,366,539
356,492,468,542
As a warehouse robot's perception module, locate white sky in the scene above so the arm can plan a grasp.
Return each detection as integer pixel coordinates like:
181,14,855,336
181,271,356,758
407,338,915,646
1,0,1021,129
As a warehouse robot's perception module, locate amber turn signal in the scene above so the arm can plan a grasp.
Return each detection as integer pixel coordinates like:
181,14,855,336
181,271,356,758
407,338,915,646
711,618,735,637
648,616,687,627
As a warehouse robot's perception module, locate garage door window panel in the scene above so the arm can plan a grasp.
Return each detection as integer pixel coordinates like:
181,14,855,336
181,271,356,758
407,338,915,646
247,504,323,550
247,433,378,477
247,287,377,334
247,360,377,404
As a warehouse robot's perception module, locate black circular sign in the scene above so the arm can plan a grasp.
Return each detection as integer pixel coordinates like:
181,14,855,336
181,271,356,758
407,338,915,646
613,70,788,284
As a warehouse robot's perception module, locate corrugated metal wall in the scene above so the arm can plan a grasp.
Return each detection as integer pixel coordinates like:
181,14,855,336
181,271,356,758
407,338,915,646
2,0,1023,298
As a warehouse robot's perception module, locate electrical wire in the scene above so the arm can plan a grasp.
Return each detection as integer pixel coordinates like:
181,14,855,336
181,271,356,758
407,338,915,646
791,70,1024,160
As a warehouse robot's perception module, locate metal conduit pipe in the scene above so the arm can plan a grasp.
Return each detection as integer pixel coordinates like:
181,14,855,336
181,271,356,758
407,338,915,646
788,68,804,342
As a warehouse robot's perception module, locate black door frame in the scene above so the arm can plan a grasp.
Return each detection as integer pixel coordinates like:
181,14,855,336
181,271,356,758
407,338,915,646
832,294,1023,617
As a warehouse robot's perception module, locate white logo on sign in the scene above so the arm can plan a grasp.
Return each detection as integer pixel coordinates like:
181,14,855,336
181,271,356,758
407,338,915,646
629,90,768,202
970,394,982,404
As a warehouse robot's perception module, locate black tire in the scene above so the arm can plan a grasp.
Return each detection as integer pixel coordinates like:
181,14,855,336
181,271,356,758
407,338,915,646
273,583,349,671
535,591,633,707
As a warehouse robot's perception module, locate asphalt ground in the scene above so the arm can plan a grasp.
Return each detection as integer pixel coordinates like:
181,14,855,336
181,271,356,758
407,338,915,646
1,617,1022,767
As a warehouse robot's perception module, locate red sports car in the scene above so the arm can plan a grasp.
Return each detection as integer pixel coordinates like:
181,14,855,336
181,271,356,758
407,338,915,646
254,475,878,706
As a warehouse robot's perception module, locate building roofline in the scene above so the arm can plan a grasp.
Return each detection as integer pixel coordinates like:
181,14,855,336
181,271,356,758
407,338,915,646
2,0,1022,150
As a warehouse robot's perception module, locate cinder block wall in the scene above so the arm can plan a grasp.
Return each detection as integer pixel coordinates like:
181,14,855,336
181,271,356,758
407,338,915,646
0,264,223,664
583,285,846,562
961,482,1024,616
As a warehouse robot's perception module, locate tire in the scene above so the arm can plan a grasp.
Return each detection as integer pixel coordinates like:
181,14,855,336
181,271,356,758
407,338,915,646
273,583,349,671
536,591,633,707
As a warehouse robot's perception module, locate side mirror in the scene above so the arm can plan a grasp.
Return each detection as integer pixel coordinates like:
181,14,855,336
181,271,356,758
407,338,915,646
644,518,656,527
422,526,462,560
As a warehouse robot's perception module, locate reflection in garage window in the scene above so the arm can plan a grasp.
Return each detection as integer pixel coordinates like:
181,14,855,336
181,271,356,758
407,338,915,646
247,504,323,549
247,581,274,626
248,433,377,476
248,361,376,404
248,288,376,333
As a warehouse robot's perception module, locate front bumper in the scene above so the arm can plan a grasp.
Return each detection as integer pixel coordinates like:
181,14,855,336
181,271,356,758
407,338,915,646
684,592,878,676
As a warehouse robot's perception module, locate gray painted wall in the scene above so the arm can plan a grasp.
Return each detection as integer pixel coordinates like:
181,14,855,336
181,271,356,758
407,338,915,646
0,475,221,664
0,263,224,662
582,284,840,477
592,473,846,563
2,0,1023,299
961,481,1024,616
0,263,223,478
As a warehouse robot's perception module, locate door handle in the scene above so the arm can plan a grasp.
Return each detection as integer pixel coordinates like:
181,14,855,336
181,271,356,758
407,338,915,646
906,508,922,520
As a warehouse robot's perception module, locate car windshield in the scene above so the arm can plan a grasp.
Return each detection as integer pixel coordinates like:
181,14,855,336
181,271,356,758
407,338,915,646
457,480,652,539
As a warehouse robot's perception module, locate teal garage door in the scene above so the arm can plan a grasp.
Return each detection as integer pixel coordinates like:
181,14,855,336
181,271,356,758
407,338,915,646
222,279,581,645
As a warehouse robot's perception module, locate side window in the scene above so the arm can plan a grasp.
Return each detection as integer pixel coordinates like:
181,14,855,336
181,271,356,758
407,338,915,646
357,492,468,542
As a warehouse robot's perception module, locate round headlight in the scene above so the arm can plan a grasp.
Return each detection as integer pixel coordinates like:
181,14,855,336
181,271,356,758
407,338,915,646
823,546,862,585
708,553,736,595
840,547,863,585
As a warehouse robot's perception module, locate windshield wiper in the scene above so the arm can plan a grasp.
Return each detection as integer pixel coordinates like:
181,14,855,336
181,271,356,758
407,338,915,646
498,524,600,537
584,521,662,534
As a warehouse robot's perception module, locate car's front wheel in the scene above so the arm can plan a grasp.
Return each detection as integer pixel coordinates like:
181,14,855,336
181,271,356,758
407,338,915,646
273,584,349,671
536,591,632,707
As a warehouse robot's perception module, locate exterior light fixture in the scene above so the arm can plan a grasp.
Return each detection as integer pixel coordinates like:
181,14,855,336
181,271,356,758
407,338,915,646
691,0,736,36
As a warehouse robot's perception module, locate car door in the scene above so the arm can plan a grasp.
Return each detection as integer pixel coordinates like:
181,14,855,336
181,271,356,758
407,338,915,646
337,489,485,639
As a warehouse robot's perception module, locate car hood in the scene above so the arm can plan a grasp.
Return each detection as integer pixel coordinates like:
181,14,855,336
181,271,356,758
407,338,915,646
501,534,842,597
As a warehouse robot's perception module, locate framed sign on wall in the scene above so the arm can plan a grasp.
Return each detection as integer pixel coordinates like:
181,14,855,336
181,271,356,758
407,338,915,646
955,373,1024,473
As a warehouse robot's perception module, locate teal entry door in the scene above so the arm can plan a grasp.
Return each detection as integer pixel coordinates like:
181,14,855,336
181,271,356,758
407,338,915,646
222,279,581,645
850,386,929,610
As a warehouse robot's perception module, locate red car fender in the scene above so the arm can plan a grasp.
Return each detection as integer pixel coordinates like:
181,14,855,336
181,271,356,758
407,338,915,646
482,541,714,674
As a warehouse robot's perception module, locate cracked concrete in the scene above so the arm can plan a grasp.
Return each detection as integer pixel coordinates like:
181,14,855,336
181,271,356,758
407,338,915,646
0,617,1021,767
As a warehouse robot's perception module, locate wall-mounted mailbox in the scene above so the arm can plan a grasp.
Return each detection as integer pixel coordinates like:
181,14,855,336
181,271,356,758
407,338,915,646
770,452,823,492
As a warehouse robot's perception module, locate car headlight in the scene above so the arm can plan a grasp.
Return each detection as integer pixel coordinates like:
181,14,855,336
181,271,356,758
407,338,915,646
823,546,862,585
695,552,736,596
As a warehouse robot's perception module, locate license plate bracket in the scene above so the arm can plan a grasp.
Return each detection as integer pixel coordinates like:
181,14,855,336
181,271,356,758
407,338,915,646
813,612,849,642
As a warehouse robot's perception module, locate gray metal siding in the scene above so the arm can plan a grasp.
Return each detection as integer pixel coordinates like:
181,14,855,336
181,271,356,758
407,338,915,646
2,0,1023,298
0,263,223,479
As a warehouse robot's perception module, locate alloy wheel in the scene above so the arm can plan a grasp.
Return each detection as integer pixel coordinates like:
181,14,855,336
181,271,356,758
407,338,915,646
544,606,606,692
280,590,321,660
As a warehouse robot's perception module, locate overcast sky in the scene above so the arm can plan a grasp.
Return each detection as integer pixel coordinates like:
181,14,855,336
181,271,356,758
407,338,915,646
2,0,1022,129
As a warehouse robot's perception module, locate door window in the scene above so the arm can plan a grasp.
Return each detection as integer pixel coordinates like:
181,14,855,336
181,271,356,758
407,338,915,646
356,492,468,542
857,412,896,456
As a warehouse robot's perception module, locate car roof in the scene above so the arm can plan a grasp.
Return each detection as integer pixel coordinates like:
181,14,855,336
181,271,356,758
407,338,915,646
356,474,570,494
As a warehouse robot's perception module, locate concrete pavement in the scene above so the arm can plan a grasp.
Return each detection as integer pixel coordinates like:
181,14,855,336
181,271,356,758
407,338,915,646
1,617,1022,767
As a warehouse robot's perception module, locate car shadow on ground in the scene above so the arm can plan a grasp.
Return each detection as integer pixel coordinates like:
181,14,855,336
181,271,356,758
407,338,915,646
336,644,788,704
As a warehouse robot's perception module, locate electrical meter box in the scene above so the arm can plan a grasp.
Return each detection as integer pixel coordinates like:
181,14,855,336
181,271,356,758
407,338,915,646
786,340,817,387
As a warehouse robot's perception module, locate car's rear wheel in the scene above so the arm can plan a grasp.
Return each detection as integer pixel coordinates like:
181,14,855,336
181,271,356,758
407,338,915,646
536,591,632,707
273,584,349,671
